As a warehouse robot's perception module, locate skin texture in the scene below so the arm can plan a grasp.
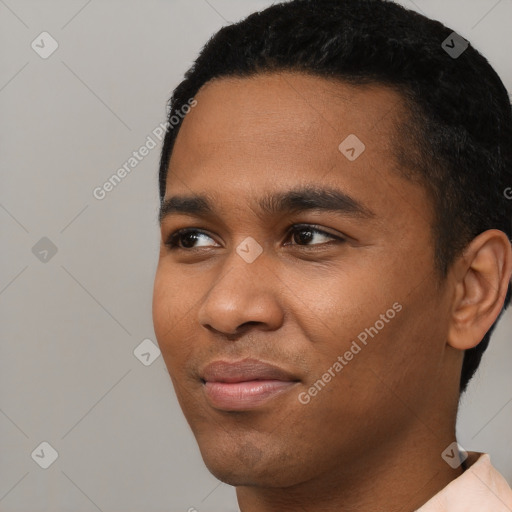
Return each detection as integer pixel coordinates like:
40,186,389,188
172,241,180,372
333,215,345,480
152,72,512,511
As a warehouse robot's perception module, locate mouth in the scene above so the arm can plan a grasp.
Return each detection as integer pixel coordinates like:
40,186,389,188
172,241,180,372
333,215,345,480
200,358,300,411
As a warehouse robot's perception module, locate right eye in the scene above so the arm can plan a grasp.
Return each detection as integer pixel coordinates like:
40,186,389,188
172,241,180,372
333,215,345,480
164,228,218,250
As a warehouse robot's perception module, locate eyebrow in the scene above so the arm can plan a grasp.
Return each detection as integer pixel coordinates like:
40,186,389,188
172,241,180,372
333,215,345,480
158,185,376,225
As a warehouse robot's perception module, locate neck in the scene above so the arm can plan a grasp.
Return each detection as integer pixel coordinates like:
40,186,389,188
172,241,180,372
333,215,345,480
236,425,464,512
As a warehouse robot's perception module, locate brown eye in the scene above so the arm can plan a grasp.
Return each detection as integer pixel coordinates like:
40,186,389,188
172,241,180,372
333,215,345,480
285,224,345,247
165,229,217,250
164,224,345,251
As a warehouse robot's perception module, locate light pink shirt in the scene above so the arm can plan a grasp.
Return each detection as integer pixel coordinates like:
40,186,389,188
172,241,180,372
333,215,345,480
416,452,512,511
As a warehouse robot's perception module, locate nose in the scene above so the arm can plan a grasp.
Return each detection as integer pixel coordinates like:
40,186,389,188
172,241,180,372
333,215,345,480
197,250,285,337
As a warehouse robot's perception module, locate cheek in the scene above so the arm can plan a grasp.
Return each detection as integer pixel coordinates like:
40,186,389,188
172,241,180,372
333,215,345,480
152,270,172,343
291,263,392,347
293,260,432,404
152,266,194,367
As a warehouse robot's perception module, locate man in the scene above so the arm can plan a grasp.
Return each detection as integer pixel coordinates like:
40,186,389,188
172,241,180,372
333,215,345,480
152,0,512,510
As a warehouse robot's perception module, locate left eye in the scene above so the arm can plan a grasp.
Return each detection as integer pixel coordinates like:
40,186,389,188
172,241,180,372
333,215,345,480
284,224,344,247
164,224,344,251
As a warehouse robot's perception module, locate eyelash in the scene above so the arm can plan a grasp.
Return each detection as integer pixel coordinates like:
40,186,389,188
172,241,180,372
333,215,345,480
164,224,345,251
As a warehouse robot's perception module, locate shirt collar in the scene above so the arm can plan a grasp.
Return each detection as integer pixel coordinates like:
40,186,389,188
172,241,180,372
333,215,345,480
415,451,512,511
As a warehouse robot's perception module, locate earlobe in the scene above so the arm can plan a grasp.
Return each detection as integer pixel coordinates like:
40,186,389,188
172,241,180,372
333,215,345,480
447,229,512,351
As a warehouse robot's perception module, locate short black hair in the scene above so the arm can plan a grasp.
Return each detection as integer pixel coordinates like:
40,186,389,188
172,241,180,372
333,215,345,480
158,0,512,394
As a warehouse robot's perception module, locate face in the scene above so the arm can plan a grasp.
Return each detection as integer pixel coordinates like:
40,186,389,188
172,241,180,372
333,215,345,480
152,72,456,488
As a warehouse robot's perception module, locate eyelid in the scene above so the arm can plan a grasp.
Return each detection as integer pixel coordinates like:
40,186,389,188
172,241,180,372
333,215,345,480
285,223,344,243
165,227,218,249
164,224,345,250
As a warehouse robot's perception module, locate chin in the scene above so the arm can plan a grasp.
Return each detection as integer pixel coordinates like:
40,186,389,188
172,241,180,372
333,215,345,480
196,436,310,488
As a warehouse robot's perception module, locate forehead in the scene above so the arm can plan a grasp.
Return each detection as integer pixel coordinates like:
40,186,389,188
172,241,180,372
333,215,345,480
171,71,405,160
164,72,429,225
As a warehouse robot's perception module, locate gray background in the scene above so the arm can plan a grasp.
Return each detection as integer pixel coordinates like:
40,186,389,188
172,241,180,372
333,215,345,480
0,0,511,510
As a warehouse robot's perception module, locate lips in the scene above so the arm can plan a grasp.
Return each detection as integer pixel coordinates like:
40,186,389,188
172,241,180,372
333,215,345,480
200,358,300,411
201,358,297,383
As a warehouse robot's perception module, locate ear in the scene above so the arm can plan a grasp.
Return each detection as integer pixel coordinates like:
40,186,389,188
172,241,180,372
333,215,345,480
447,229,512,351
